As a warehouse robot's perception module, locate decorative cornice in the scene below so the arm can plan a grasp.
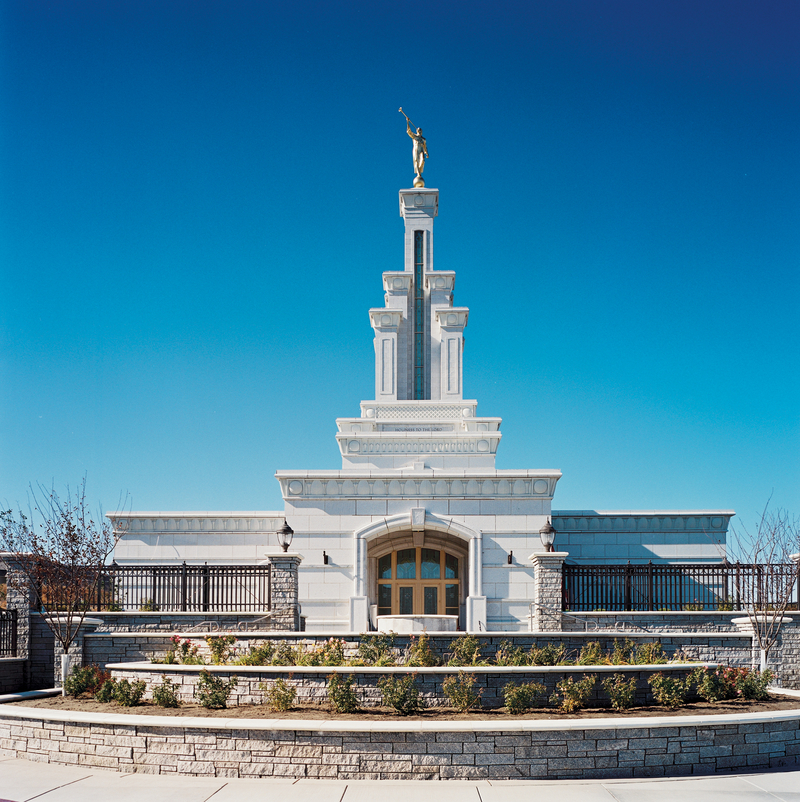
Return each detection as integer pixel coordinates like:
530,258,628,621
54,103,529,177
552,512,734,533
335,430,501,457
426,272,455,292
382,272,411,294
105,513,284,534
435,308,468,329
277,471,561,501
369,309,403,330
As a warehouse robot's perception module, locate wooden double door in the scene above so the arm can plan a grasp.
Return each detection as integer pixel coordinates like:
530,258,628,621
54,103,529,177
376,547,460,617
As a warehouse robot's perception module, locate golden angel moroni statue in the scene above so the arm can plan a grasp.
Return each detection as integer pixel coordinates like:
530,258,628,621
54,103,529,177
399,108,428,188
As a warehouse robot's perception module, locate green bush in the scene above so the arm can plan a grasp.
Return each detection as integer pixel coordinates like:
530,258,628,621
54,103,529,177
327,673,360,713
528,642,568,666
576,642,606,665
63,664,110,697
206,635,237,665
736,668,773,701
447,635,487,667
113,678,146,707
602,673,637,710
94,678,116,703
270,642,299,666
194,669,238,709
355,634,396,666
234,641,275,665
649,672,690,708
550,674,595,712
296,638,346,667
261,677,297,711
502,681,546,714
494,640,527,666
691,667,737,703
164,636,204,665
138,598,159,612
442,671,483,712
152,675,181,707
404,633,441,667
378,674,426,715
610,638,637,665
635,641,667,665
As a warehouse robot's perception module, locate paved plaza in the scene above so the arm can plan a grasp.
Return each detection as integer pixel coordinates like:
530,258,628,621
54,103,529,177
1,757,799,802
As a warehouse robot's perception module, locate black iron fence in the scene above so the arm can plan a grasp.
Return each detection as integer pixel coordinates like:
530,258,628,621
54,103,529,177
92,563,272,613
563,562,800,612
0,609,17,656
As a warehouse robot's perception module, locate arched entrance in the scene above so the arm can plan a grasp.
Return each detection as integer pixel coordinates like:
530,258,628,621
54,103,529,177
350,511,487,632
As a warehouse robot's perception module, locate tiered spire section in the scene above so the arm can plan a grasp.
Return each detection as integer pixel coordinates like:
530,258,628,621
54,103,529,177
335,188,502,469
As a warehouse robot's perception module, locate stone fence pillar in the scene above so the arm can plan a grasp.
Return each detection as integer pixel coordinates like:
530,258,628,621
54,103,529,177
267,554,302,631
1,555,32,671
529,552,569,631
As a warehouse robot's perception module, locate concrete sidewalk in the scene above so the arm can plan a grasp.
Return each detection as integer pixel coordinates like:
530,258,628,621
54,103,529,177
1,758,799,802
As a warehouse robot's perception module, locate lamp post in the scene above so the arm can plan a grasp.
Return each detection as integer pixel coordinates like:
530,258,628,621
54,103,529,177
276,520,294,553
539,519,556,553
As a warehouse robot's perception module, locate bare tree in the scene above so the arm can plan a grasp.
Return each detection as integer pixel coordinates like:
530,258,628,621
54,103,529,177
726,504,800,672
0,478,128,692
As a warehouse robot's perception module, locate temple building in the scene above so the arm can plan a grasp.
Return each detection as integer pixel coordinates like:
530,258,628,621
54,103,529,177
112,182,733,633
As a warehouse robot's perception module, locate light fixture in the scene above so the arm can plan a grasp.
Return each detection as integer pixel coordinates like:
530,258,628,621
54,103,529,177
507,551,513,565
323,551,329,565
276,520,294,553
539,519,556,553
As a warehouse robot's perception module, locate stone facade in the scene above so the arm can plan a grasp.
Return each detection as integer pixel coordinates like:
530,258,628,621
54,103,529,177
2,707,799,780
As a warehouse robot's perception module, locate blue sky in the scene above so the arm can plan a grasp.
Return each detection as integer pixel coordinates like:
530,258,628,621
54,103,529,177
1,0,798,535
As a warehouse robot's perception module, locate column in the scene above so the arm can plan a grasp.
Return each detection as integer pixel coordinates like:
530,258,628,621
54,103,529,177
267,554,303,631
349,536,369,632
466,534,487,632
529,552,569,631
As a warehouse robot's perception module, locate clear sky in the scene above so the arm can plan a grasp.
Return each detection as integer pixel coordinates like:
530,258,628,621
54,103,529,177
1,0,798,536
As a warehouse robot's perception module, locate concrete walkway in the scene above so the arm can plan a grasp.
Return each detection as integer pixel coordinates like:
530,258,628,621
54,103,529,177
1,758,799,802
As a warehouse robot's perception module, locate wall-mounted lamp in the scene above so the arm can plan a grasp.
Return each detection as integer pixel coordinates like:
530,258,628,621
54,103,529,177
539,519,556,553
507,551,513,565
323,551,329,565
276,520,294,552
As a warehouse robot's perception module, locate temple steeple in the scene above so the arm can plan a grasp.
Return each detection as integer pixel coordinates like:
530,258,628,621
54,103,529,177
335,187,501,469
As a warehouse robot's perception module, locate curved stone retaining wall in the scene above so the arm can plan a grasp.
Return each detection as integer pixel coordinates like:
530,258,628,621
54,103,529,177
0,706,798,780
108,662,706,709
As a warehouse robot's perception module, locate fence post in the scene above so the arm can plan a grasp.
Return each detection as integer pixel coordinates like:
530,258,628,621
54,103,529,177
647,561,653,612
624,562,632,611
202,563,210,612
181,562,188,612
529,551,569,631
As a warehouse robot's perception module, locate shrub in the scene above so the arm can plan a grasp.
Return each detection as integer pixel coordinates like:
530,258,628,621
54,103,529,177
691,667,737,703
442,671,483,712
113,678,146,707
261,677,297,711
649,672,690,708
378,674,426,715
355,634,396,666
152,675,181,708
577,641,606,665
270,642,299,666
502,681,545,714
138,598,159,612
447,635,487,667
635,641,667,665
550,675,595,712
206,635,237,665
327,673,359,713
194,669,238,709
528,642,568,666
234,641,275,666
63,664,110,697
404,633,441,667
602,673,638,710
736,668,773,701
610,638,637,665
165,636,204,665
300,637,346,666
94,678,116,703
494,640,527,666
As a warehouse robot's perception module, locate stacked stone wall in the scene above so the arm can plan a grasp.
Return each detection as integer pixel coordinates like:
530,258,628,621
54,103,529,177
1,709,798,780
0,659,25,693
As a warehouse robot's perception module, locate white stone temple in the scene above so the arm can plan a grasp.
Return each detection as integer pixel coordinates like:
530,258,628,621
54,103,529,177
112,183,734,633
